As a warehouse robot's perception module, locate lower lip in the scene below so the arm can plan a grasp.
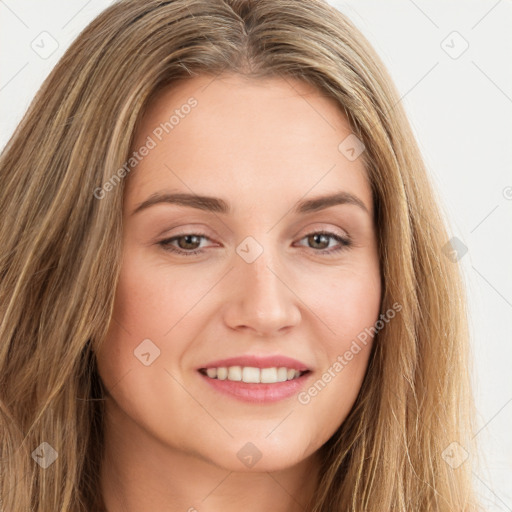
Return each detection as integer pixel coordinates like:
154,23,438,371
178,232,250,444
198,371,311,403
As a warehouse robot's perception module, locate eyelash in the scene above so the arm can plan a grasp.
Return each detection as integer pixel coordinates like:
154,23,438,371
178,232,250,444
158,231,352,257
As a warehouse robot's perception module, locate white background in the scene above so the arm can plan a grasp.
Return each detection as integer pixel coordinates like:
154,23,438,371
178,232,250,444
1,1,511,509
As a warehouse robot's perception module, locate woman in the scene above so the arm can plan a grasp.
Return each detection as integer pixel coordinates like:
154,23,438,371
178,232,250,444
0,0,479,510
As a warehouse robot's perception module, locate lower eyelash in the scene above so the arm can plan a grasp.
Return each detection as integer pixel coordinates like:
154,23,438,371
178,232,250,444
158,231,352,256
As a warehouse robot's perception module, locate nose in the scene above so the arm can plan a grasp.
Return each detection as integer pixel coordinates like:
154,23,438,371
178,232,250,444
223,246,302,337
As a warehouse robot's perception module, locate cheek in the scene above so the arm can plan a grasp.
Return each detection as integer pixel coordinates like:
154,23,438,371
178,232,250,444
110,248,216,337
292,261,381,434
96,247,226,391
296,254,382,345
323,274,381,342
95,251,180,387
94,251,213,439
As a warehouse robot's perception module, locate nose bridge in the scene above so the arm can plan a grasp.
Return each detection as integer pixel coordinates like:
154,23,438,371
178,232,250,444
223,234,301,335
242,245,282,303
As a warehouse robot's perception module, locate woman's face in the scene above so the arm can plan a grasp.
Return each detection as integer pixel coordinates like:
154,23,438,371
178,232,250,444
96,73,381,472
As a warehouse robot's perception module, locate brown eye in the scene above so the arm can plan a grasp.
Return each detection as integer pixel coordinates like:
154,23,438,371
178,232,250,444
158,233,211,256
307,233,330,250
175,234,202,250
296,231,352,254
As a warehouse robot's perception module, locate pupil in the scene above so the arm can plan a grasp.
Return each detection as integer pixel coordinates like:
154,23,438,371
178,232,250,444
310,234,328,249
179,235,199,250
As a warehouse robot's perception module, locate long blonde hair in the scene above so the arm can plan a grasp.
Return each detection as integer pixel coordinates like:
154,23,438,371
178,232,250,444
0,0,479,510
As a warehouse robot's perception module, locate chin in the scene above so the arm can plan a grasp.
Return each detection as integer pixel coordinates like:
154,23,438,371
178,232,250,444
198,435,316,473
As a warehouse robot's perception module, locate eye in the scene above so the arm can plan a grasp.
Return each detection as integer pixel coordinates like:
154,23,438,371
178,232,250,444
158,233,212,256
158,230,352,257
295,231,352,254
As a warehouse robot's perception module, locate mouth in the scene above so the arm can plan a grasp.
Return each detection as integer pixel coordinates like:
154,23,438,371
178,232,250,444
198,366,310,383
197,364,312,403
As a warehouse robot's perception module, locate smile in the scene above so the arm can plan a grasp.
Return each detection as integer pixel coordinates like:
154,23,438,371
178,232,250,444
199,366,308,384
197,367,312,403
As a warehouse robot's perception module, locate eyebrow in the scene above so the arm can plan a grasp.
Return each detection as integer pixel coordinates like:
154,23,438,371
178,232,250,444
131,190,370,216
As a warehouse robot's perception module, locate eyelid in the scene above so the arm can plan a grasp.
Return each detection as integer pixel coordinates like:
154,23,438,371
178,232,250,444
294,223,349,239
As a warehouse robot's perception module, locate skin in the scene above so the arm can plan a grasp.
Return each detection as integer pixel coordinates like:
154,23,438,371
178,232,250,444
96,73,382,512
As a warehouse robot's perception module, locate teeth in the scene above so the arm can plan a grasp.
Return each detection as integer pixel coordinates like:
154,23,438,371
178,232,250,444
276,367,288,382
260,367,277,383
228,366,242,381
206,368,217,378
202,366,303,383
242,366,260,383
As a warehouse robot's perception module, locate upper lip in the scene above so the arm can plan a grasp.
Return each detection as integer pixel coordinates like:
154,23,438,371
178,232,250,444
198,355,311,372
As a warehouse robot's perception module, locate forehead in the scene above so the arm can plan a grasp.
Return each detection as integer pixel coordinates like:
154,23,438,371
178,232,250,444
126,73,372,215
